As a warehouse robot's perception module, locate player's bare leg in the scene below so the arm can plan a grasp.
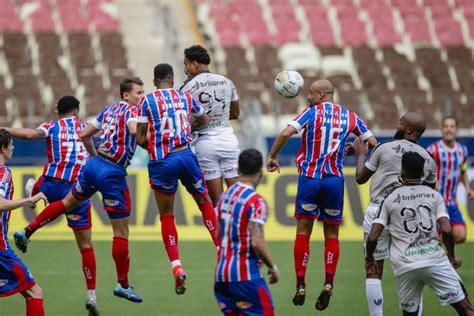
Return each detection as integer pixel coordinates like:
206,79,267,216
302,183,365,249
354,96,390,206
315,222,340,311
73,229,99,315
206,177,224,207
293,218,314,306
453,225,467,244
21,284,44,316
111,217,142,303
154,190,187,295
15,192,82,253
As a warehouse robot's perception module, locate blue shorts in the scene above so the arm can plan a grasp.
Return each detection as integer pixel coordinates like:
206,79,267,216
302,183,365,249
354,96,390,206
0,249,35,297
295,175,344,225
37,176,91,229
148,148,208,197
214,278,274,316
72,156,131,219
447,204,465,226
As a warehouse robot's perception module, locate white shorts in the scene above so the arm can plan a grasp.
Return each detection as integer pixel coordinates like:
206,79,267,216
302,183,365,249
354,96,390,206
363,203,390,260
396,259,465,312
193,132,240,181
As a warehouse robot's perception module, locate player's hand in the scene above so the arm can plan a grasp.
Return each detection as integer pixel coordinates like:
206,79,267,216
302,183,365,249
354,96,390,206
267,265,279,284
353,136,368,156
450,256,462,269
365,259,379,275
345,142,355,156
467,189,474,200
30,192,49,207
267,158,280,173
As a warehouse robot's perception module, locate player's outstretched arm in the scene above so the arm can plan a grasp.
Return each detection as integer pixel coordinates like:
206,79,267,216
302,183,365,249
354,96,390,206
249,221,279,284
80,124,100,157
0,192,48,212
267,125,297,173
353,136,374,184
229,100,240,120
438,217,461,268
0,127,44,140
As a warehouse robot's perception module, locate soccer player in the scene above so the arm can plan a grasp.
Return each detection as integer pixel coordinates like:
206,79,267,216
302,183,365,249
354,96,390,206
2,96,99,315
0,129,47,316
180,45,240,207
137,63,218,295
353,112,437,316
14,77,145,303
215,149,279,315
266,79,377,310
366,151,473,316
426,116,473,244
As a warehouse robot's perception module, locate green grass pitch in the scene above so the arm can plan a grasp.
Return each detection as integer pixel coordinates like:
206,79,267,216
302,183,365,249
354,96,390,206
1,241,472,315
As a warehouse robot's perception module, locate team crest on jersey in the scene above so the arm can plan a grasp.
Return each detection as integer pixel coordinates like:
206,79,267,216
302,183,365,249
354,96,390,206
236,301,253,309
104,199,119,206
301,203,317,211
0,279,8,287
325,208,340,216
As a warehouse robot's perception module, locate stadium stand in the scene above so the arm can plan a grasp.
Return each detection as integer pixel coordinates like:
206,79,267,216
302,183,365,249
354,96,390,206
0,0,131,126
193,0,474,130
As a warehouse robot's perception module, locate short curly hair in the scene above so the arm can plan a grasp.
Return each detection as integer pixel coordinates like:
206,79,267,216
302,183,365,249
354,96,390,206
0,129,12,150
402,151,425,179
184,45,211,65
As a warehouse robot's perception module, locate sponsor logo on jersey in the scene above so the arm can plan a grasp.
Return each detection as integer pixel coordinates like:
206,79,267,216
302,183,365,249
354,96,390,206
404,244,441,257
301,203,317,212
104,199,119,206
325,208,341,216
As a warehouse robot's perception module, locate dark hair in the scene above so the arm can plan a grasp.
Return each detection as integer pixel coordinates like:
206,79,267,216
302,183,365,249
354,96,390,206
402,151,425,179
154,63,174,80
120,77,143,98
57,96,80,114
184,45,211,65
0,129,12,150
239,149,263,176
442,116,458,127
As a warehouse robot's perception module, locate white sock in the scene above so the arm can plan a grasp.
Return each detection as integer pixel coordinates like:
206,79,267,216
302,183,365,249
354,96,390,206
417,295,423,315
87,290,96,301
366,278,383,316
171,260,182,269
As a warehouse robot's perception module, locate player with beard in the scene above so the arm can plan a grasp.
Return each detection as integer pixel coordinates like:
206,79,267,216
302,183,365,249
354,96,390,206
352,112,437,316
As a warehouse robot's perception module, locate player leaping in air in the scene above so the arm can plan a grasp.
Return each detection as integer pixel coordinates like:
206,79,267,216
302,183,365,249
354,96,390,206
14,77,145,304
267,79,377,311
2,96,99,315
137,63,218,295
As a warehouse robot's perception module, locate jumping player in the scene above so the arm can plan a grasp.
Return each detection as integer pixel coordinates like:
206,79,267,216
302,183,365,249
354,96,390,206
215,149,279,315
267,79,377,310
2,96,99,315
0,129,47,316
353,112,437,316
13,77,145,303
427,116,473,244
366,151,473,316
181,45,240,207
137,64,218,295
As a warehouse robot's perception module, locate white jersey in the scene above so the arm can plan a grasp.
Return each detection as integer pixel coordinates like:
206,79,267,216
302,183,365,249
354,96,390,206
181,72,239,136
374,184,449,276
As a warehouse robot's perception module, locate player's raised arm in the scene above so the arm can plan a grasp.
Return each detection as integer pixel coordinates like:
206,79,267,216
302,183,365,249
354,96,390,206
353,136,375,184
80,123,100,157
0,127,45,140
248,221,279,284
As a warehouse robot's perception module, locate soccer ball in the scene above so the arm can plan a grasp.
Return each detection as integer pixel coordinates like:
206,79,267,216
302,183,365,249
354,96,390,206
274,70,304,98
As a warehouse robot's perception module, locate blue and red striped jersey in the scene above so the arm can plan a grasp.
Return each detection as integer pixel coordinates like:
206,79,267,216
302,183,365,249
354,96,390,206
138,88,204,160
0,165,13,251
216,182,269,282
92,102,138,168
37,117,87,182
426,140,468,206
289,102,372,179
